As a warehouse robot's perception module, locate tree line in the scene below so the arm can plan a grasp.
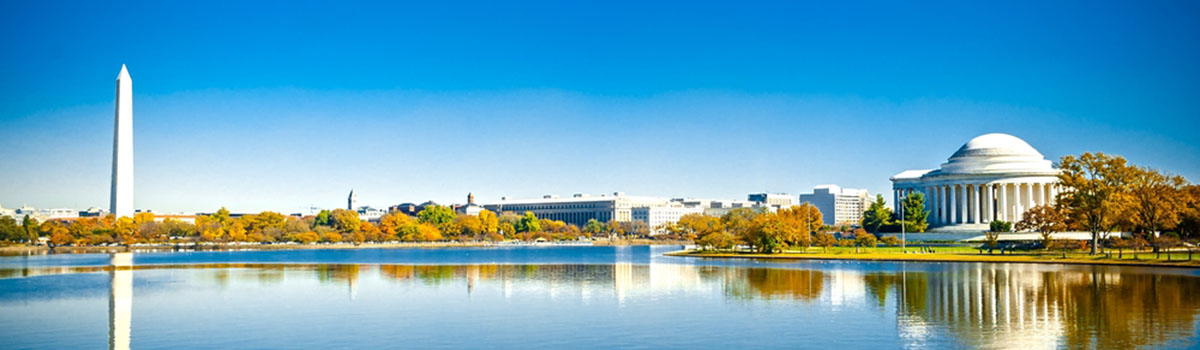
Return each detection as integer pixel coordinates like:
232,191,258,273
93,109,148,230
657,203,902,253
0,205,667,247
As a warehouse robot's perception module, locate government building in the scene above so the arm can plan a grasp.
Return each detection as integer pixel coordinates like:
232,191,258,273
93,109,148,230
890,133,1060,231
483,193,670,228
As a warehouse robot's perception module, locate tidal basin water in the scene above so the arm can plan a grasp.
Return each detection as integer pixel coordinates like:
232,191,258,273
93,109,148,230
2,246,1199,349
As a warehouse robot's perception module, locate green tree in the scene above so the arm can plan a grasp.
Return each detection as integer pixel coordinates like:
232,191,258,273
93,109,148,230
21,215,40,243
0,216,24,242
515,212,541,233
583,218,605,235
862,195,892,233
314,210,332,227
417,205,456,229
989,220,1012,233
1058,152,1131,255
899,192,929,232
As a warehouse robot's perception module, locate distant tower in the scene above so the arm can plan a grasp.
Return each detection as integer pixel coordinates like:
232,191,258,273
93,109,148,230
467,192,475,205
348,189,357,210
110,65,134,218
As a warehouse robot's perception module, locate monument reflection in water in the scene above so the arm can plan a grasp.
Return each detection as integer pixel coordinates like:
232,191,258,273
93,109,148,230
109,253,132,350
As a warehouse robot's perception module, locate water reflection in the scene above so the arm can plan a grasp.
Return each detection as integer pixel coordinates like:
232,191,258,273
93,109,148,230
4,258,1200,349
109,253,132,350
861,264,1200,349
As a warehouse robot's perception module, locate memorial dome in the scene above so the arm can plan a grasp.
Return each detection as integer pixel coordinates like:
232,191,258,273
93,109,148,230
937,133,1054,174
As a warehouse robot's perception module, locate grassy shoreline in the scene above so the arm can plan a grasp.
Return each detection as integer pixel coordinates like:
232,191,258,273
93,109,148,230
666,249,1200,268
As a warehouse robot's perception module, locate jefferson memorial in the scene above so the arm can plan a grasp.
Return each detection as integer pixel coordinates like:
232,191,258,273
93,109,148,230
891,133,1060,231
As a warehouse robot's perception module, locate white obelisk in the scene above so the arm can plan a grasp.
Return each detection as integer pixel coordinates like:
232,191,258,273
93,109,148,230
110,65,134,218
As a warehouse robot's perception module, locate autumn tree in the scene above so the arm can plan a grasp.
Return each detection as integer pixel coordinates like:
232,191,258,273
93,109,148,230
1125,166,1188,248
330,209,361,233
722,208,759,252
747,213,786,253
853,229,877,249
415,223,443,241
452,215,483,239
1016,204,1068,249
358,221,381,243
814,232,837,253
697,230,734,251
478,210,499,236
379,211,413,239
1058,152,1131,255
38,221,68,245
862,194,892,234
675,214,722,241
1178,185,1200,239
778,204,821,248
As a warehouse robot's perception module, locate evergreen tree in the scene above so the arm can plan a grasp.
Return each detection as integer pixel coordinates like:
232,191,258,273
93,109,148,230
862,195,892,233
900,192,929,233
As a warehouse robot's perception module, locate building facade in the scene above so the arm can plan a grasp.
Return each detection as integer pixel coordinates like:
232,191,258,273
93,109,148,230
747,193,795,208
484,193,669,227
631,205,704,235
890,133,1060,231
799,185,870,227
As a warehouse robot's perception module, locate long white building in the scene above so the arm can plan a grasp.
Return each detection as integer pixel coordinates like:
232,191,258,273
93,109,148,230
484,193,670,227
891,133,1060,231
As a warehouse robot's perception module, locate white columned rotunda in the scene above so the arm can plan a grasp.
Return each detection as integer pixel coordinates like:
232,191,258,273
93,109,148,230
890,133,1059,231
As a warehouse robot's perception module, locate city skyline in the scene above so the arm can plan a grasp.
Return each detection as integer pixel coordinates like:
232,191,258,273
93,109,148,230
2,1,1199,213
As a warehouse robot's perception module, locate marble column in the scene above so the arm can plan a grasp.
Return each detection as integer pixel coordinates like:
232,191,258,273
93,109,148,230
949,185,958,225
1024,182,1034,214
958,184,968,224
936,185,945,224
1014,183,1023,221
932,186,940,225
983,184,993,223
1032,182,1043,208
999,183,1009,222
972,184,981,224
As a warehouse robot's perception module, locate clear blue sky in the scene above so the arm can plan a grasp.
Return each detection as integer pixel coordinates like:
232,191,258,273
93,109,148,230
1,1,1198,213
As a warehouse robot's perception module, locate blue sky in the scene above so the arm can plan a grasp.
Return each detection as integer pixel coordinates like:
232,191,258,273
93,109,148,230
1,1,1198,213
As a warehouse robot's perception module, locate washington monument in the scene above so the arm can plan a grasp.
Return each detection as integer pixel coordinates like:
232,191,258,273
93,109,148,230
110,64,133,218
